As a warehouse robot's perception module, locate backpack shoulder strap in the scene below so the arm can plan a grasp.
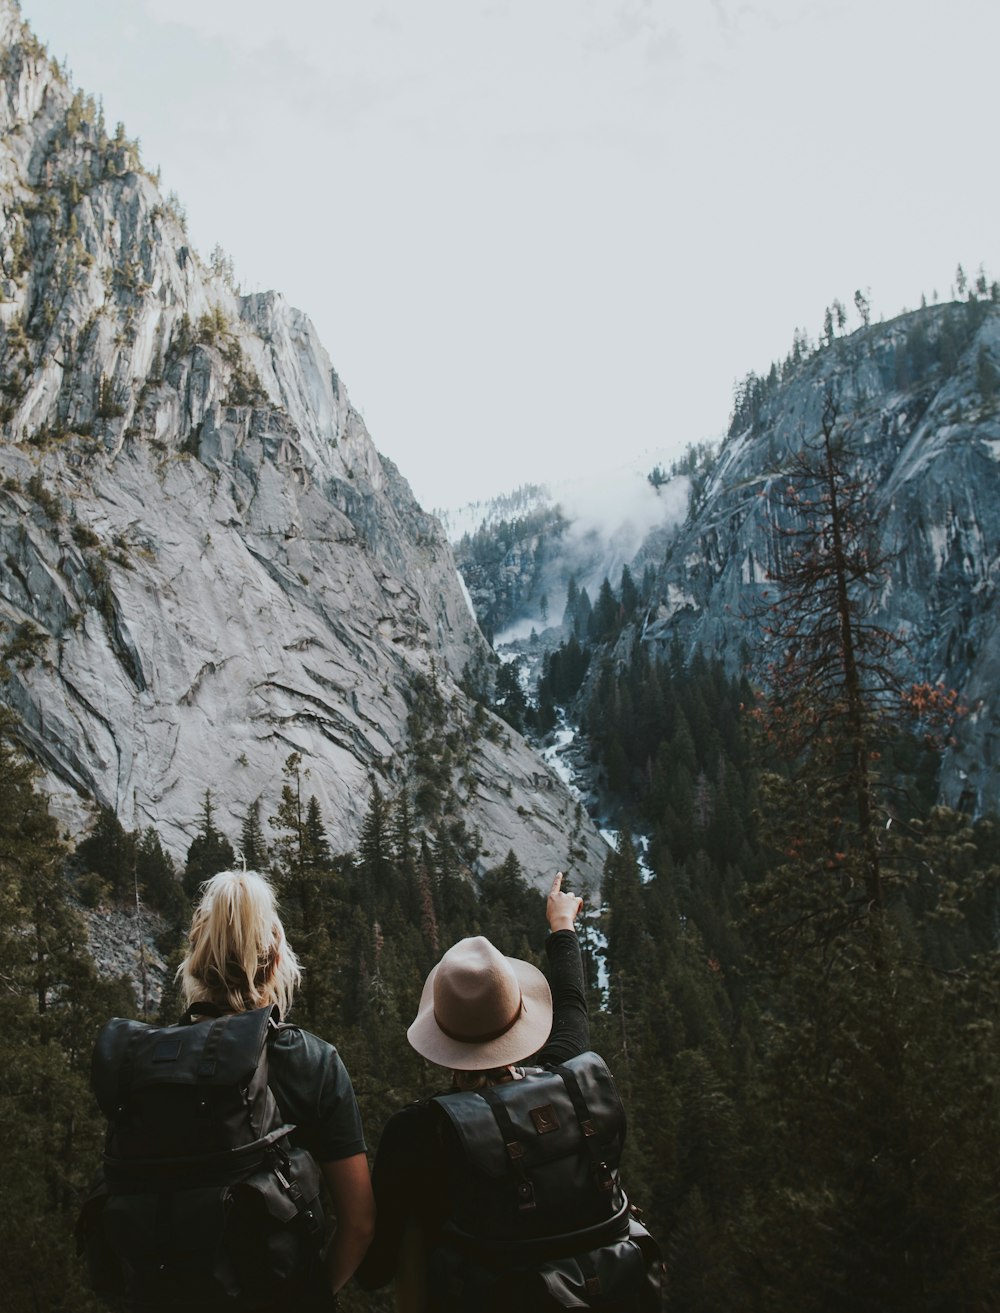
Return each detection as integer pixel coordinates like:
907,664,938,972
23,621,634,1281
479,1084,538,1212
551,1061,615,1194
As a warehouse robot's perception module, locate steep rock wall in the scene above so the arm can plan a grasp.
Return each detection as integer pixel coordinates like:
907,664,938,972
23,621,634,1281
0,5,610,888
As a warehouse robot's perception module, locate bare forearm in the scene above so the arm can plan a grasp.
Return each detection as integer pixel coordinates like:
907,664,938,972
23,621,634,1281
327,1220,376,1294
321,1152,376,1295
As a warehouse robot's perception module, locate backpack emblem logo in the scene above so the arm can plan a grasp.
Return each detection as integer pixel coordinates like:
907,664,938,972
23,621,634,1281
529,1103,560,1134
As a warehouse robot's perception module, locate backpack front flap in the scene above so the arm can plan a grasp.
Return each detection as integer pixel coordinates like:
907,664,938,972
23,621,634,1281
433,1050,629,1248
93,1005,285,1168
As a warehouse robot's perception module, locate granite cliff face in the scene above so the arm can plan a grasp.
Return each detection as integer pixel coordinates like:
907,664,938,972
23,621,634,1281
0,3,609,887
642,300,1000,815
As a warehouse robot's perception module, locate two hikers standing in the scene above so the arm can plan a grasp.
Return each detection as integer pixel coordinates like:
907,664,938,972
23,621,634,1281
82,869,659,1312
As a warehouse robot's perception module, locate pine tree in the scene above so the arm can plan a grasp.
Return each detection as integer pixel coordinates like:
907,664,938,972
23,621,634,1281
76,804,136,901
753,388,899,924
0,712,133,1311
619,564,638,617
494,658,528,732
270,758,340,1029
304,794,331,869
589,576,619,643
183,789,235,896
357,776,393,918
562,576,579,632
135,826,184,920
738,387,1000,1307
239,798,268,869
391,787,416,875
574,587,593,640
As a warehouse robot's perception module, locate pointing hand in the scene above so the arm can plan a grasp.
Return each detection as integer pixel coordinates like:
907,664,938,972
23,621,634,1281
547,871,583,933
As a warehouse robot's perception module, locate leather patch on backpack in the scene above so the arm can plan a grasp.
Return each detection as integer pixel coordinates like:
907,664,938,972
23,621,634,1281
529,1104,560,1134
152,1040,182,1063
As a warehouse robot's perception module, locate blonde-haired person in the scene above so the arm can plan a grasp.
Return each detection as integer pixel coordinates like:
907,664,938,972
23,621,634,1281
179,868,375,1307
356,872,587,1312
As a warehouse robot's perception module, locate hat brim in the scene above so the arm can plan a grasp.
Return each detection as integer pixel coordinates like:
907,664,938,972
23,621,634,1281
407,954,553,1070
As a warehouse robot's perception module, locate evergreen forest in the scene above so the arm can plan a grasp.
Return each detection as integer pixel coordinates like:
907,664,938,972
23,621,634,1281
2,405,999,1313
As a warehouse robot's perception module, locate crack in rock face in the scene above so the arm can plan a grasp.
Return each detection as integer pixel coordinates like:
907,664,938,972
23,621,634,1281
0,15,611,891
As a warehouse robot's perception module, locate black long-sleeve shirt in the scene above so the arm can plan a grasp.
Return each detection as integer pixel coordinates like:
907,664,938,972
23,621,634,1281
356,929,588,1292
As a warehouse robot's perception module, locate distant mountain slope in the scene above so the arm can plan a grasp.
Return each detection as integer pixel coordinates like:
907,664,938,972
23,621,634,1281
0,2,610,886
641,298,1000,814
447,467,691,642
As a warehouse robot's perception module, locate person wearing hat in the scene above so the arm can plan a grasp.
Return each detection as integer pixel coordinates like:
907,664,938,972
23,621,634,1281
356,871,587,1308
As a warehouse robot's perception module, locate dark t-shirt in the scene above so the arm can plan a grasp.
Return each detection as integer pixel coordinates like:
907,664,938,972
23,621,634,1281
267,1024,367,1163
356,929,589,1292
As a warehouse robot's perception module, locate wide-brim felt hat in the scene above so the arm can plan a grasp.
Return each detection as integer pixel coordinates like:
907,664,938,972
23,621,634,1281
407,935,553,1070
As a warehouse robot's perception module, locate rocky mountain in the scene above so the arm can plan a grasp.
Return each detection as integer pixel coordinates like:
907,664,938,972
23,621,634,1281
0,1,610,888
640,298,1000,815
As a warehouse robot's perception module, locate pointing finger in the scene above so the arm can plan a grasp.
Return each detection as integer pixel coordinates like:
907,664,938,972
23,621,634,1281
550,871,564,895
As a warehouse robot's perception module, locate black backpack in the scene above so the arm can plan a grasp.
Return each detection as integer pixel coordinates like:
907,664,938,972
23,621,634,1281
76,1005,331,1312
428,1051,663,1313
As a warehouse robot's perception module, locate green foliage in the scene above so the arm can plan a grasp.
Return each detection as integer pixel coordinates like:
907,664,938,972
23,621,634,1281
135,827,185,921
26,471,62,521
71,522,101,550
74,806,183,920
562,576,593,641
403,667,483,837
96,374,125,420
452,501,569,636
183,789,235,897
0,711,133,1312
492,657,529,733
1,618,49,673
209,242,239,293
536,632,590,730
195,304,231,347
730,365,781,437
239,798,268,869
456,504,567,570
477,850,547,961
76,805,136,902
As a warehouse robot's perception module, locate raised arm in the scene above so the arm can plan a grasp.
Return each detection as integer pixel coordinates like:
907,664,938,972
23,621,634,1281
532,872,590,1065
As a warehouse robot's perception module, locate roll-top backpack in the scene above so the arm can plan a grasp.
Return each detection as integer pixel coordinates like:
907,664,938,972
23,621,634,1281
76,1004,330,1312
428,1050,663,1312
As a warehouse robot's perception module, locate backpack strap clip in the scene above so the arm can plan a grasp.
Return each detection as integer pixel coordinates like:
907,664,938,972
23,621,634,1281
481,1086,537,1211
267,1138,324,1238
554,1063,616,1193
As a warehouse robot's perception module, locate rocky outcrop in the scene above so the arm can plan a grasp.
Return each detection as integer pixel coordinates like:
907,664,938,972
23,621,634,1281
642,301,1000,815
82,898,169,1014
0,3,610,890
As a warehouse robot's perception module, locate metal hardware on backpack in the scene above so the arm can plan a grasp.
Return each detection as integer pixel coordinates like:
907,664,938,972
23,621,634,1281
429,1051,663,1311
76,1005,330,1311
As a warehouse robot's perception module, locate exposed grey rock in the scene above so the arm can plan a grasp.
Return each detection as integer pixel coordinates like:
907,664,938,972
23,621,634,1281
642,303,1000,815
0,5,610,892
82,897,169,1014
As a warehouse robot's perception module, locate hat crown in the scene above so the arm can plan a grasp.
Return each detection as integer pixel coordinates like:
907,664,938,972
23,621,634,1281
433,937,522,1042
407,934,553,1070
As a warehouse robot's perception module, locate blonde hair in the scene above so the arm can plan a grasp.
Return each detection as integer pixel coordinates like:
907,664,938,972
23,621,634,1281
178,869,301,1019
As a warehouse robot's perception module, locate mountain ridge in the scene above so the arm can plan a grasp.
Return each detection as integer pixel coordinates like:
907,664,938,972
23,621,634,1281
640,298,1000,814
0,3,611,886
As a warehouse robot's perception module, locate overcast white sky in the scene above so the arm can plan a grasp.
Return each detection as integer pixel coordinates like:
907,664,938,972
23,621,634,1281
16,0,1000,510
